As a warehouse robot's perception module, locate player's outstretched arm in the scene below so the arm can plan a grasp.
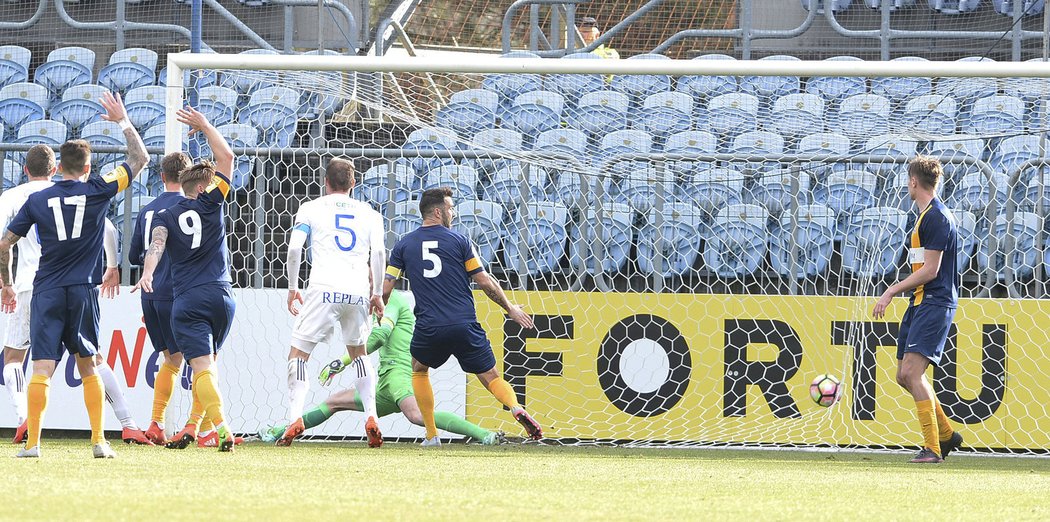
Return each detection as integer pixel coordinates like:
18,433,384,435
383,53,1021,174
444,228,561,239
100,91,149,178
0,229,22,313
872,248,944,319
133,225,168,294
100,218,120,299
471,271,534,329
285,226,307,315
176,106,234,177
368,219,386,319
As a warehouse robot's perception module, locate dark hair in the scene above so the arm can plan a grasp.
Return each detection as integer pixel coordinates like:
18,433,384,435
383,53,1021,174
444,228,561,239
59,139,91,175
161,152,192,184
179,159,216,194
24,144,56,178
419,187,454,217
908,155,943,191
326,158,354,192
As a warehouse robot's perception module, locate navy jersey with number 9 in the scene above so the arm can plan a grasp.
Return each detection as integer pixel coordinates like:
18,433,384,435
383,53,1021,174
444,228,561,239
153,171,233,296
387,225,484,329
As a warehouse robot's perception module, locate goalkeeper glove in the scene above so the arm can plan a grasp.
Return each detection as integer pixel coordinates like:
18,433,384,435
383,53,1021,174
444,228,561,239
319,355,354,386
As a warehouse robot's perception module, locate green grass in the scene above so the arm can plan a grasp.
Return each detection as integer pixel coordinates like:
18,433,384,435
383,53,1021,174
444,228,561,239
1,439,1049,521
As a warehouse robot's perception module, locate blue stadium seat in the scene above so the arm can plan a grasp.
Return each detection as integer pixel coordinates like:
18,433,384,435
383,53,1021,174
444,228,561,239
881,167,945,215
740,55,801,105
871,57,932,105
298,49,348,119
0,82,48,141
536,128,591,205
216,124,258,190
806,56,866,104
0,46,31,89
862,0,917,8
677,54,738,104
991,135,1045,185
830,94,890,143
503,202,569,276
423,165,480,200
239,86,300,147
703,203,768,278
482,51,543,121
487,163,548,208
637,91,692,139
220,49,280,94
436,88,499,138
928,0,981,13
678,167,745,223
98,48,158,94
611,54,671,105
704,93,759,138
141,125,165,190
547,52,605,103
125,86,167,130
359,163,416,209
947,171,1009,215
729,130,784,174
197,86,239,128
568,202,634,275
796,132,851,176
977,212,1042,282
50,84,106,137
663,130,718,179
953,209,978,273
469,128,523,174
620,163,674,214
927,137,984,192
10,120,63,170
81,121,125,175
569,90,629,135
749,168,812,217
1005,58,1050,132
3,159,22,191
637,202,703,277
506,90,564,138
768,93,825,140
841,207,908,278
34,47,94,104
597,129,650,185
900,94,957,137
453,200,506,268
1019,171,1050,214
993,0,1045,16
402,126,460,176
390,201,422,242
862,134,917,178
770,204,837,279
813,169,878,240
801,0,853,12
965,95,1024,136
937,57,1000,123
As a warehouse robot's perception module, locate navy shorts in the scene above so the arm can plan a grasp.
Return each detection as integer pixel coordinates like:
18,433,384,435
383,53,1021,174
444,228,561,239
29,284,100,361
142,298,179,354
171,283,235,361
410,322,496,374
897,303,955,366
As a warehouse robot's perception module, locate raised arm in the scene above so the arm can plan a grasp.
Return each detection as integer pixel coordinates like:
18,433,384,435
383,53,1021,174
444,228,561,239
133,224,168,294
176,106,233,177
100,91,149,178
0,229,23,313
471,270,534,329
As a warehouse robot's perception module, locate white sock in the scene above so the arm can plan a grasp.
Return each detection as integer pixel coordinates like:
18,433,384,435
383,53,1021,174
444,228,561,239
97,364,138,430
3,362,27,424
287,358,309,422
352,356,377,420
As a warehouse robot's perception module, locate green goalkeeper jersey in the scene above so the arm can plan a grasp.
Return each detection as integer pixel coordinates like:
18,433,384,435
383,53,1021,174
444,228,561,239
366,290,415,380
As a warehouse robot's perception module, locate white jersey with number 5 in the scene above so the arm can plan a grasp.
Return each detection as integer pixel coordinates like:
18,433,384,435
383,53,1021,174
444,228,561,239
293,194,384,296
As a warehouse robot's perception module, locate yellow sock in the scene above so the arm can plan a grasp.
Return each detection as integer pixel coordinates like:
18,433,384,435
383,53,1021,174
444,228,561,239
191,369,226,429
411,372,438,439
485,377,520,411
25,374,50,449
82,374,105,445
934,397,954,441
152,362,180,425
200,415,214,433
187,385,204,432
915,399,941,456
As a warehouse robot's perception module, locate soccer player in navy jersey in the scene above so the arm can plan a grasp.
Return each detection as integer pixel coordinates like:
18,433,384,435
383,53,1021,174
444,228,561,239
873,156,964,463
134,106,238,452
382,187,542,446
0,92,148,458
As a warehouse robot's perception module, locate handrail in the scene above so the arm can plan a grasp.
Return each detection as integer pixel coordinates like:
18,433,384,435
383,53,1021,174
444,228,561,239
501,0,591,54
0,0,47,30
652,0,818,58
54,0,193,46
202,0,277,52
375,19,418,57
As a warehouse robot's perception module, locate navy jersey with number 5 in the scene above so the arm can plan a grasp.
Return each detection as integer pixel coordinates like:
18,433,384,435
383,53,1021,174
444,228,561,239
6,163,131,293
387,225,484,329
154,171,232,296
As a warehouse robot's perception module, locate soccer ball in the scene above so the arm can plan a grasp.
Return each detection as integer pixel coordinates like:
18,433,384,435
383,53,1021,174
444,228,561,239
809,374,841,407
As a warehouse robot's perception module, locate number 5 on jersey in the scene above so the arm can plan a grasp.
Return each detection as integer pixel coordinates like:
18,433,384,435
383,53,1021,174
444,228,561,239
422,240,442,278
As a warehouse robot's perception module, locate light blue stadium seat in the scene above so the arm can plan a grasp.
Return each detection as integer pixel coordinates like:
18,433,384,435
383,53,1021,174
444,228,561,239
568,202,634,275
10,119,66,166
453,200,506,268
678,167,745,229
487,163,548,208
813,169,878,240
1006,58,1050,132
729,130,784,174
481,51,542,120
619,163,674,214
547,52,604,103
927,137,984,192
768,93,825,140
1019,171,1050,214
424,165,480,200
881,167,945,214
3,159,22,190
611,54,672,105
239,86,300,147
507,90,564,138
704,93,759,137
125,86,167,130
216,124,258,190
770,204,837,279
503,202,569,276
436,88,499,138
862,134,917,178
806,56,866,104
81,121,125,175
947,171,1008,215
402,126,461,177
50,84,107,137
34,47,94,104
0,82,48,141
740,55,801,104
801,0,853,12
871,57,932,104
993,0,1045,16
900,94,957,137
978,212,1042,282
991,135,1046,184
570,90,629,135
141,125,165,188
749,168,812,217
677,54,738,104
954,209,978,273
664,130,718,179
220,49,280,94
938,57,1000,124
0,46,31,89
359,163,416,209
965,95,1024,137
469,128,523,174
863,0,917,8
637,202,703,277
536,128,591,205
796,132,851,176
597,129,650,192
841,207,908,278
831,94,890,143
928,0,981,13
390,200,422,242
637,91,692,139
197,85,239,128
299,49,349,119
98,48,158,94
703,203,768,278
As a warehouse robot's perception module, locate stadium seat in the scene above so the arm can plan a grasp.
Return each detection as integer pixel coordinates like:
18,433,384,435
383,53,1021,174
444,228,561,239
900,94,957,137
359,163,416,208
423,165,480,200
927,137,985,192
299,49,348,119
870,57,932,104
796,132,851,176
840,207,908,278
216,124,258,190
881,167,944,215
770,204,837,279
965,95,1025,137
481,51,543,120
677,54,738,104
569,90,629,135
611,54,672,105
597,129,651,186
953,209,979,273
469,128,523,174
861,134,917,178
503,201,569,276
197,85,239,128
239,86,300,147
1006,58,1050,132
547,52,605,104
800,0,853,13
81,121,126,175
749,168,812,217
220,49,280,94
928,0,981,13
9,119,65,166
830,94,890,143
390,200,422,242
862,0,917,8
619,163,674,214
991,135,1045,184
637,91,692,139
453,200,506,268
486,163,548,208
703,203,769,278
535,128,592,205
568,202,634,275
729,130,784,174
740,55,801,106
0,45,31,89
125,86,167,130
768,93,825,140
937,57,1000,123
0,82,48,141
34,47,94,103
402,126,462,177
813,169,878,240
1019,171,1050,214
637,202,704,277
2,159,22,191
992,0,1045,16
977,212,1042,282
704,92,759,138
50,84,107,137
947,171,1009,215
436,88,499,138
663,130,718,179
806,56,867,104
506,90,564,138
98,48,158,94
678,167,745,224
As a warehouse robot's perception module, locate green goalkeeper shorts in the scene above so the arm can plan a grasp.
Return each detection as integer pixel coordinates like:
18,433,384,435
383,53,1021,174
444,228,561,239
375,371,414,418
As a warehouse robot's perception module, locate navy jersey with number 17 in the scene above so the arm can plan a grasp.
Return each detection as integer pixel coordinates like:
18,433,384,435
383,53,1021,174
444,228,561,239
154,171,232,296
387,225,484,329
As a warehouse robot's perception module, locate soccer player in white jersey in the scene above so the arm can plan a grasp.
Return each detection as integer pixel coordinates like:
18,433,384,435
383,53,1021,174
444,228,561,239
282,158,386,447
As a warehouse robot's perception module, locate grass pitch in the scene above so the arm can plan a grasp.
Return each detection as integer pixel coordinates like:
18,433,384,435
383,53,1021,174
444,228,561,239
1,439,1048,521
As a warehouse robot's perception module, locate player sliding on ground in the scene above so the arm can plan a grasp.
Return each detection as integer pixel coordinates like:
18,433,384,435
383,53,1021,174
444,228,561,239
383,187,542,446
872,156,964,464
261,289,506,446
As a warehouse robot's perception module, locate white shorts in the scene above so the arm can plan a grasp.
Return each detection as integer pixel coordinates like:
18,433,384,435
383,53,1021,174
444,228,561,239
289,288,372,353
4,290,32,350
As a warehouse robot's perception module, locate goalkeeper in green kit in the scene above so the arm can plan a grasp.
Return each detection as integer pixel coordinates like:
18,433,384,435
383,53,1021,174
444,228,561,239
261,289,505,446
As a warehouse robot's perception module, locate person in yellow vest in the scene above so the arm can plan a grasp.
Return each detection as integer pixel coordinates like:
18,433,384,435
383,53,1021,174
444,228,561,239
578,17,619,60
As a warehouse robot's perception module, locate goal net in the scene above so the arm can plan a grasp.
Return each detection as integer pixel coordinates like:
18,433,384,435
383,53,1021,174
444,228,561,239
159,53,1050,454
